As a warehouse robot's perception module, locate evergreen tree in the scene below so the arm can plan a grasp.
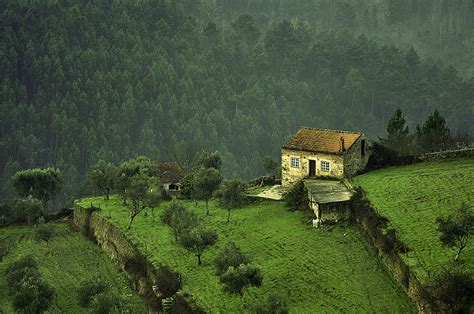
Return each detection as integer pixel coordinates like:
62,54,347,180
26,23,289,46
379,108,412,156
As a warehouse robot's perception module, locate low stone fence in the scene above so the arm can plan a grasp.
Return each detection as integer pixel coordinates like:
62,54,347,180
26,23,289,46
348,191,431,312
417,147,474,162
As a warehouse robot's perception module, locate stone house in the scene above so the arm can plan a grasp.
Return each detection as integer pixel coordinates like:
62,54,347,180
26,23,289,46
281,127,372,187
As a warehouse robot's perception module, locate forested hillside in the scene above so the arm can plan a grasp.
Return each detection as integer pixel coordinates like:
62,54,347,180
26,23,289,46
1,0,473,204
210,0,474,76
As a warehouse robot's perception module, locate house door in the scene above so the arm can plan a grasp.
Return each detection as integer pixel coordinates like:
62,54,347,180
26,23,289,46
309,160,316,177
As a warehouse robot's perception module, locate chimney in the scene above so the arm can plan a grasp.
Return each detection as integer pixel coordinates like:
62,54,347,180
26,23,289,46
339,136,345,152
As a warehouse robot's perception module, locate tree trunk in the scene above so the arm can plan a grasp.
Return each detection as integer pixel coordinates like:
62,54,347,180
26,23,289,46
227,209,231,223
197,254,202,265
206,199,209,215
127,213,137,230
455,244,466,261
105,188,110,200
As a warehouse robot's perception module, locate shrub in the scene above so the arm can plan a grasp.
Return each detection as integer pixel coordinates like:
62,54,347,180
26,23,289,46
153,264,182,298
421,270,474,313
219,264,262,295
283,180,308,211
77,279,110,307
255,293,289,314
12,275,54,313
5,255,54,313
215,242,250,276
90,290,121,314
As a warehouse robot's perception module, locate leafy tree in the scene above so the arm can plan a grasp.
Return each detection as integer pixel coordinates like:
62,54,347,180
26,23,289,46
193,166,222,215
88,160,117,200
416,110,451,153
255,293,289,314
198,151,222,170
219,264,262,296
116,157,160,205
215,242,250,276
12,167,63,208
436,203,474,261
180,172,195,199
215,179,247,223
143,182,163,223
125,172,156,230
262,156,279,180
160,202,198,241
379,108,412,156
34,223,55,250
179,224,218,265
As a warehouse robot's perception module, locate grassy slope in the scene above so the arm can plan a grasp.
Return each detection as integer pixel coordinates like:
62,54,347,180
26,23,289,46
0,223,145,313
353,157,474,282
77,196,415,313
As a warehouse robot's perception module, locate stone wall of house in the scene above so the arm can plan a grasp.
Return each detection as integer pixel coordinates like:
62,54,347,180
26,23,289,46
282,148,344,186
343,135,373,178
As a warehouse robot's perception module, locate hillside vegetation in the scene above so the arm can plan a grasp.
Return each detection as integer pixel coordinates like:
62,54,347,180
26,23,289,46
1,0,473,205
0,223,145,313
76,196,415,312
353,157,474,282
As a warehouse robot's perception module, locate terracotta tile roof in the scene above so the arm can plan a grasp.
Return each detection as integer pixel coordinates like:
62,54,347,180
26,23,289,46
158,161,184,184
283,127,362,154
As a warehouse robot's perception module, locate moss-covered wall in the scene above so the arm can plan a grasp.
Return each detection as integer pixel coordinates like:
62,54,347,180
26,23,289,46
349,194,432,313
73,205,161,311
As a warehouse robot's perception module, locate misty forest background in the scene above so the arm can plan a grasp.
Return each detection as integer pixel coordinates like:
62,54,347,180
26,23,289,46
1,0,474,206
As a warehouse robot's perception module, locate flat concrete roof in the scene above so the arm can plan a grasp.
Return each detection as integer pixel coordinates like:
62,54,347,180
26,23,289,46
304,179,353,204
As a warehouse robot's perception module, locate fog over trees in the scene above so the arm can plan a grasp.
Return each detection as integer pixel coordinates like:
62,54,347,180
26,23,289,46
0,0,473,205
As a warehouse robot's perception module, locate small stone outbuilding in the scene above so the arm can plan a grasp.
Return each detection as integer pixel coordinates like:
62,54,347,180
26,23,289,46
158,161,184,194
282,127,372,187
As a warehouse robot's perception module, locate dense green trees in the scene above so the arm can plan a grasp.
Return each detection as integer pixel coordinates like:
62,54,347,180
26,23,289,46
0,1,473,207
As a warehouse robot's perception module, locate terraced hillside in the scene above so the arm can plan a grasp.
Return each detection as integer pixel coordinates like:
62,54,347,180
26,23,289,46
77,196,415,313
354,157,474,283
0,223,145,313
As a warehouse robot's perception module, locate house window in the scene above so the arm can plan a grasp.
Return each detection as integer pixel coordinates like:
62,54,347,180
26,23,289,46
291,157,300,168
361,140,366,157
321,160,330,172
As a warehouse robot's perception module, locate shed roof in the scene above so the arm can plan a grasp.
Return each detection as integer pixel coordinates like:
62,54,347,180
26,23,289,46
304,179,353,204
283,127,362,154
158,161,184,184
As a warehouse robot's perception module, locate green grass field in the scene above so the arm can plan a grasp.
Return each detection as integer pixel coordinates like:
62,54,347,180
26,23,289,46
77,196,415,313
353,157,474,283
0,223,145,313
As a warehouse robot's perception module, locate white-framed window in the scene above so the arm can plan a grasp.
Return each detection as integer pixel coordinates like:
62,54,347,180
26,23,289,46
291,157,300,168
320,160,330,172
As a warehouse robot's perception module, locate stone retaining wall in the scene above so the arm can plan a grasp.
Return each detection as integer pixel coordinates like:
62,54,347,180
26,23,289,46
348,191,432,313
73,205,201,313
